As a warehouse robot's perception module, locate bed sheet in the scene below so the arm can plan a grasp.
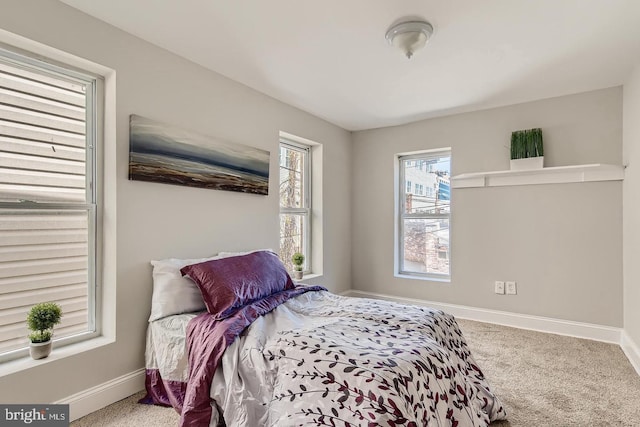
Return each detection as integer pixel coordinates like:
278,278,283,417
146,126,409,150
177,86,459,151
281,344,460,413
144,312,222,426
143,286,324,426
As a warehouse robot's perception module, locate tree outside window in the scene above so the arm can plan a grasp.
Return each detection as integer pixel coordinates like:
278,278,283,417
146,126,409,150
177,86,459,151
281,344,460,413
279,141,310,273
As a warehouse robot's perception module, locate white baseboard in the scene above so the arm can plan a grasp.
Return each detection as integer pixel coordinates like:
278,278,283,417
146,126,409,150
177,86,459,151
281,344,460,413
621,331,640,376
343,290,622,344
55,368,145,421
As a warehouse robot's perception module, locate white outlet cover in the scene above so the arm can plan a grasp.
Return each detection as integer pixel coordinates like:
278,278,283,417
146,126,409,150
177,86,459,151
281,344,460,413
494,281,505,294
506,281,517,295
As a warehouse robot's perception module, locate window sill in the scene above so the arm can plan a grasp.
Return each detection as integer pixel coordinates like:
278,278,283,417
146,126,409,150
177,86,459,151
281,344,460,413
0,336,114,378
395,273,451,283
300,273,322,281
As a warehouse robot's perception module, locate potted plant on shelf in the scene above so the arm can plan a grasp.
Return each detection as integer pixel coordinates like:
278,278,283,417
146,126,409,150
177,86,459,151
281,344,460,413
291,252,305,280
27,302,62,360
510,127,544,171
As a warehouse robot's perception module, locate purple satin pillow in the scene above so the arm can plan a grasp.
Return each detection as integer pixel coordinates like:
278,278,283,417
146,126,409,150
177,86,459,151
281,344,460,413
180,250,295,319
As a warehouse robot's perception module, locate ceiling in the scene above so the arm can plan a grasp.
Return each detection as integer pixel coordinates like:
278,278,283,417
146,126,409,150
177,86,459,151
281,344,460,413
60,0,640,131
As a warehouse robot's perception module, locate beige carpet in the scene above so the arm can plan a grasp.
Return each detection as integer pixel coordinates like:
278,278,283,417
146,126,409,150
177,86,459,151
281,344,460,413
457,319,640,426
71,320,640,426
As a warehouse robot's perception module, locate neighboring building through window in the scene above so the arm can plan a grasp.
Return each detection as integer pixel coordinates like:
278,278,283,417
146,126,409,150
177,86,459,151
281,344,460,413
279,140,311,273
397,150,451,279
0,48,101,360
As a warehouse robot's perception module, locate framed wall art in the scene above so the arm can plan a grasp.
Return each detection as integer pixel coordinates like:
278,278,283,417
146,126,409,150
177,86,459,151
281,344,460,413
129,115,270,195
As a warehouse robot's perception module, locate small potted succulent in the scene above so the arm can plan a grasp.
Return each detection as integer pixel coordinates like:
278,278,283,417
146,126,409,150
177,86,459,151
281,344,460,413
291,252,305,280
27,302,62,360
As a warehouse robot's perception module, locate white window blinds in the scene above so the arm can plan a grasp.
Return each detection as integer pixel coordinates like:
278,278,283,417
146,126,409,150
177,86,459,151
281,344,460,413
0,52,97,358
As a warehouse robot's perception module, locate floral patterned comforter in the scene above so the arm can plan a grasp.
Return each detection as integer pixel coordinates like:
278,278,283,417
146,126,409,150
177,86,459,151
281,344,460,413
211,291,507,426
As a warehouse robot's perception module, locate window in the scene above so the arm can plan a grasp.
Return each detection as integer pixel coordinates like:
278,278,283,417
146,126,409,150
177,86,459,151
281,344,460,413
0,48,101,360
398,150,451,279
279,140,311,273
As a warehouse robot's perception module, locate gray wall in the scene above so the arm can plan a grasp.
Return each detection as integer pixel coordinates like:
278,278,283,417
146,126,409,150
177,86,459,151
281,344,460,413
352,88,623,327
0,0,351,403
623,65,640,345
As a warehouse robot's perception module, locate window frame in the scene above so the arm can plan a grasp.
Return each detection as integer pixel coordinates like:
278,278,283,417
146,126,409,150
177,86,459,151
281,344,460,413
279,139,312,273
397,149,451,281
0,47,102,362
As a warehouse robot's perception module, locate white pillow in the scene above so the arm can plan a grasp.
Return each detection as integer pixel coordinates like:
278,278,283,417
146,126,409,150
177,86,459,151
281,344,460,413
149,256,217,322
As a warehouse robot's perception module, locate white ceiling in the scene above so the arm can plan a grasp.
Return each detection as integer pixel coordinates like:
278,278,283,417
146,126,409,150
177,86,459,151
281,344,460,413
60,0,640,131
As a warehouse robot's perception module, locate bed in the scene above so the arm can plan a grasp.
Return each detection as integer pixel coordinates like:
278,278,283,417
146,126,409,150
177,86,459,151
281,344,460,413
140,250,507,427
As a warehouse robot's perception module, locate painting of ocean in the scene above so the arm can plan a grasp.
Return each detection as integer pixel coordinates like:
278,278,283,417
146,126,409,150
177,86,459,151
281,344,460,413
129,115,270,195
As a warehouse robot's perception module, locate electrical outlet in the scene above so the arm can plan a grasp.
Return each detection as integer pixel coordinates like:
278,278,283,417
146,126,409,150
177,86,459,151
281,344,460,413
494,281,505,294
506,281,517,295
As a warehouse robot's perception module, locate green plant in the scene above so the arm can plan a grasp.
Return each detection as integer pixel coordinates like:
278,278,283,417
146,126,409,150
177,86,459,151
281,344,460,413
510,128,544,160
27,302,62,343
291,252,305,271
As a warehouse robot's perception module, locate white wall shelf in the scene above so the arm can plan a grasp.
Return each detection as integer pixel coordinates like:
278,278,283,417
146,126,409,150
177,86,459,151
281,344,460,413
451,163,624,189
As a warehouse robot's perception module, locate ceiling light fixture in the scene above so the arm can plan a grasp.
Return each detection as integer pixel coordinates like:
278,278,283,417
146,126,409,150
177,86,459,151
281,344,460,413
385,20,434,59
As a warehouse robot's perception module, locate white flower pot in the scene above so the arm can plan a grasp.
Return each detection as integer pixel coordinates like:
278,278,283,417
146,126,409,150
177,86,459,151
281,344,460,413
510,156,544,171
292,270,303,280
29,340,52,360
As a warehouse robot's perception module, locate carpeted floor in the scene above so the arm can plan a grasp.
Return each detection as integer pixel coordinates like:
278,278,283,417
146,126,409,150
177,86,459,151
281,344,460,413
458,319,640,426
71,319,640,426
